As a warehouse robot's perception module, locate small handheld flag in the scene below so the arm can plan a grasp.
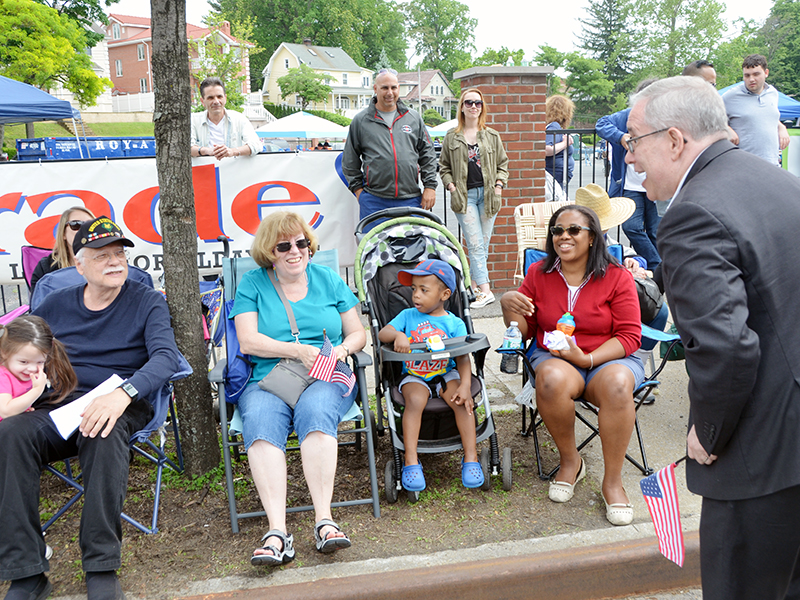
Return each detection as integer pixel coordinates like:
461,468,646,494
308,333,356,397
640,461,685,567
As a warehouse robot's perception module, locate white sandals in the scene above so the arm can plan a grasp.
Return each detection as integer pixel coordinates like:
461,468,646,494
548,458,586,503
603,494,634,526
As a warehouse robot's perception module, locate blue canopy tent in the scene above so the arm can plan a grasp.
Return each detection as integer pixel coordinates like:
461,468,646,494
719,83,800,121
0,75,85,157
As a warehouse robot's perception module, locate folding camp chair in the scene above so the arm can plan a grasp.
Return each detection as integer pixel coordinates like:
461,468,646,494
21,245,51,291
41,355,192,534
512,324,681,479
208,250,381,533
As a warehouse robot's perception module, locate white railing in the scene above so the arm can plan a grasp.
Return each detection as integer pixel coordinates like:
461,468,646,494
112,92,155,113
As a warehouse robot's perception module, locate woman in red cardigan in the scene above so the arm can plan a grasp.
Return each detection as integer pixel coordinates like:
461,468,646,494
501,204,642,526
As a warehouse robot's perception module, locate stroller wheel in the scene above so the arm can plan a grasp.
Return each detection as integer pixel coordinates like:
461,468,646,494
407,489,420,503
502,447,513,491
384,460,399,504
479,447,492,491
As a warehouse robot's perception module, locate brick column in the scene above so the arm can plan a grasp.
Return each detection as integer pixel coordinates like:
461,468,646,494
451,66,552,291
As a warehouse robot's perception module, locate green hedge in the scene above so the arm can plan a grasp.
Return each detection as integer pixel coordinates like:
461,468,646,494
264,104,351,126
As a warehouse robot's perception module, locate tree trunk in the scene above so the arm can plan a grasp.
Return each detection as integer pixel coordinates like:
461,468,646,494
150,0,220,475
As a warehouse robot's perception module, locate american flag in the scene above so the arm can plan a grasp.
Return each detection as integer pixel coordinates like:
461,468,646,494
308,333,356,397
640,462,684,567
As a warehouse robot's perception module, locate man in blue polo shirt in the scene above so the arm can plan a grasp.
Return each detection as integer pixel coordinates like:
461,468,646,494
723,54,790,166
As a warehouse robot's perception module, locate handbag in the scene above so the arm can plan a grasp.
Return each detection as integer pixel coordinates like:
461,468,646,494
634,275,664,323
257,269,315,408
223,298,252,405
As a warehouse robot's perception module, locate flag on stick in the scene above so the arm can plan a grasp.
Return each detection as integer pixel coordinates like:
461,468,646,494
308,333,356,396
640,462,684,567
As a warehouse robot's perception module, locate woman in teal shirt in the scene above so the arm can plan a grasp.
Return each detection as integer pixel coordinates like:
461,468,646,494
230,211,366,567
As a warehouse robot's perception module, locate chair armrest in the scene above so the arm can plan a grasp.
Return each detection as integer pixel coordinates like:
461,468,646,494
209,358,227,383
351,350,372,368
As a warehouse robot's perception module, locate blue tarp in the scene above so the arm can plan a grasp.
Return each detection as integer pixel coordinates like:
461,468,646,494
719,82,800,120
0,75,76,125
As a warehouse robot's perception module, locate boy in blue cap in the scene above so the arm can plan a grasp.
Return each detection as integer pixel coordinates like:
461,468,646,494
378,259,484,491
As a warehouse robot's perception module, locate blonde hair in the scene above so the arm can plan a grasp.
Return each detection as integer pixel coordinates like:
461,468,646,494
51,206,96,270
455,88,487,133
250,211,318,268
546,95,574,128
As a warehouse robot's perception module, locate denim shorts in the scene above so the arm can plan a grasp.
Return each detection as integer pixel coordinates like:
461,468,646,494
237,379,357,452
528,346,645,388
399,369,460,398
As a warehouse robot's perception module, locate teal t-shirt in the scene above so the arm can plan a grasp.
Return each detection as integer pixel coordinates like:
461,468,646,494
387,308,467,381
228,262,358,383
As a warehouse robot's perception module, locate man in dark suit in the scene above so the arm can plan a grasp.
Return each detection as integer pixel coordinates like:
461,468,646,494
625,75,800,599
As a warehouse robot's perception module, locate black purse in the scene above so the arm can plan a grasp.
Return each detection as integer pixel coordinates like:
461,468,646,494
634,276,664,323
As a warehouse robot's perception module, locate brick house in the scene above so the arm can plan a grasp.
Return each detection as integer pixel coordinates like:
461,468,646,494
106,14,252,97
261,40,373,118
396,70,458,118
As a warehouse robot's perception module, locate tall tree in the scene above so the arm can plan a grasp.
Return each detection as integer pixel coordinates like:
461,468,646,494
709,18,766,89
209,0,407,90
759,0,800,96
150,0,220,476
0,0,110,105
473,47,526,67
577,0,640,102
190,12,260,110
35,0,119,45
404,0,477,80
635,0,726,77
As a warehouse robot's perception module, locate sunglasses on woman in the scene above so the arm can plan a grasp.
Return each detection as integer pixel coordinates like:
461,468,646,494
550,225,591,237
67,220,85,231
463,99,483,108
275,238,311,253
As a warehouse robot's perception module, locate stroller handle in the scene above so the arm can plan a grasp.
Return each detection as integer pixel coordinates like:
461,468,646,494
355,207,443,235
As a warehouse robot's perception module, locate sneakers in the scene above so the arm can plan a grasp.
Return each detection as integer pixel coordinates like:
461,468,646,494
470,290,495,309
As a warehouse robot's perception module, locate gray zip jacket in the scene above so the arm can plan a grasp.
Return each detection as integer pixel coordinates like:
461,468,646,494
343,98,438,199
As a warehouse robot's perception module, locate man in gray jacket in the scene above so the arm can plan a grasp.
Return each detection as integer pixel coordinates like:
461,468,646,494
343,69,438,231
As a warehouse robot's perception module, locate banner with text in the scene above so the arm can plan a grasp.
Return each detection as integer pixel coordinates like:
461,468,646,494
0,152,358,285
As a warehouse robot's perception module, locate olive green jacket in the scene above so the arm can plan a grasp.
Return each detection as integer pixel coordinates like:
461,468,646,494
438,127,509,216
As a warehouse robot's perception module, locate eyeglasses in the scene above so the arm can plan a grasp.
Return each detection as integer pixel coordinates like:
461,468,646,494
67,220,85,231
550,225,591,237
463,99,483,108
91,249,129,263
275,238,311,253
627,128,670,154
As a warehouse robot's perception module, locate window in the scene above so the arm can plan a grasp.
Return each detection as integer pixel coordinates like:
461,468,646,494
112,23,120,39
284,58,289,69
139,78,148,93
307,48,317,56
335,97,350,109
85,46,93,57
325,50,335,58
342,73,348,85
115,60,123,77
363,76,369,87
137,44,145,61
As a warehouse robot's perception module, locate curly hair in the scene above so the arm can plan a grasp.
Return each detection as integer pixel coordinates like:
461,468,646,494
545,95,574,128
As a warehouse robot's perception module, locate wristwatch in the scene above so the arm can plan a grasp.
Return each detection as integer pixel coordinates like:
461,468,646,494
120,381,139,401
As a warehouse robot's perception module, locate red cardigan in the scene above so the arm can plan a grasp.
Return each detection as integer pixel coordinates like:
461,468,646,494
518,260,641,356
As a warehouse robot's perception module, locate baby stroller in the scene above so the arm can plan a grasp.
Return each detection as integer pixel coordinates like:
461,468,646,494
355,207,512,502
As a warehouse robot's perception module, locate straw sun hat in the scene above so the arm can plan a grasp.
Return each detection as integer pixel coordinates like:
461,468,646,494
574,183,636,231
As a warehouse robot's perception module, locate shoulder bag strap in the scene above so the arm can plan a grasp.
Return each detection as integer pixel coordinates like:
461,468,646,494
266,268,300,343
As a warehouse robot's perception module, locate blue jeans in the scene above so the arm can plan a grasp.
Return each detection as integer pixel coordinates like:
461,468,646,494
358,190,422,233
454,187,497,287
621,190,661,268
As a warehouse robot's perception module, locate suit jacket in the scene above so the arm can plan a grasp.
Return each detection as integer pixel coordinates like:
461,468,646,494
658,139,800,501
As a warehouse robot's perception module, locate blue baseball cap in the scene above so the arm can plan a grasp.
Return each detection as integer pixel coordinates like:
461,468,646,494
397,259,456,293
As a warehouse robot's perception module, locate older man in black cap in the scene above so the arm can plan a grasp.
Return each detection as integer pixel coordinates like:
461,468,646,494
0,216,181,600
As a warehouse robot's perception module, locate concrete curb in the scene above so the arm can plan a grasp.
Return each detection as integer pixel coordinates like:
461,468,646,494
174,517,701,600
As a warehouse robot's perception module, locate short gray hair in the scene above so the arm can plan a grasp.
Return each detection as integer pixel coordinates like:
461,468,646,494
630,76,728,141
74,247,85,265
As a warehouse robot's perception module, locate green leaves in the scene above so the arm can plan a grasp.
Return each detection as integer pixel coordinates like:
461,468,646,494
277,63,333,110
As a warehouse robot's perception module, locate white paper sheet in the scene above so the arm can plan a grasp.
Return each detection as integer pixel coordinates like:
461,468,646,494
49,374,124,439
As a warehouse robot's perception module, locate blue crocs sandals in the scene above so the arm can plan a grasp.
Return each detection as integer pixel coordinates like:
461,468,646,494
401,462,426,491
462,460,485,488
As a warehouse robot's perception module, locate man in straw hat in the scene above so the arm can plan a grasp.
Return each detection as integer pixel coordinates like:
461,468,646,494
627,75,800,599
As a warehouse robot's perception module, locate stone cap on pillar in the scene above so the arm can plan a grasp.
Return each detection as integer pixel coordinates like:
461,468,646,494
453,66,554,80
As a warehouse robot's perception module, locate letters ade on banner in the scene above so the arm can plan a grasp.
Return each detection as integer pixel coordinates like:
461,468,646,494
0,152,358,285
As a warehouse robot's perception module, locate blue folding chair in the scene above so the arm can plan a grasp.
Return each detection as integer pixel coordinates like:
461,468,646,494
208,249,381,533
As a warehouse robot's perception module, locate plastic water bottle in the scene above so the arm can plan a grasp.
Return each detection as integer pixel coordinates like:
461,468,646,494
502,321,523,349
556,312,576,336
500,321,522,374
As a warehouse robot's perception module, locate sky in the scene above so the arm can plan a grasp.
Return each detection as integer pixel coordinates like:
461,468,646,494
108,0,772,58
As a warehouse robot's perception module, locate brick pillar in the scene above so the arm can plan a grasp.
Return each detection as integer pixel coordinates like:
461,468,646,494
452,66,552,291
